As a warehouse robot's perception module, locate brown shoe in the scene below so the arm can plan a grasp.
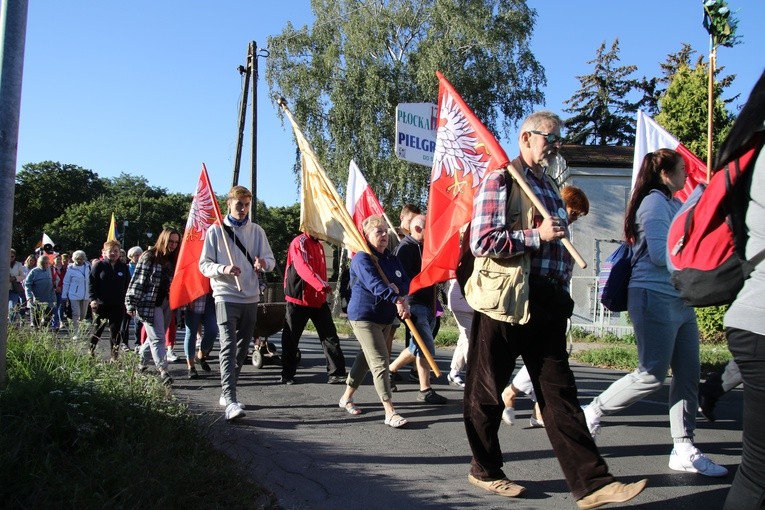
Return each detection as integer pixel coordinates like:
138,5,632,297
467,474,526,497
576,479,648,509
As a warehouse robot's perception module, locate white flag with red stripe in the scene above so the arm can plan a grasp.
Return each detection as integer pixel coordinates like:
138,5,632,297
345,159,386,235
633,110,707,202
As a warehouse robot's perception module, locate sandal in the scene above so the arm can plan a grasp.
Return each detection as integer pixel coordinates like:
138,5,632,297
339,398,362,415
384,412,408,428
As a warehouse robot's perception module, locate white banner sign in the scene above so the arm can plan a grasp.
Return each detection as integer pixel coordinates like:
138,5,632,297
395,102,437,168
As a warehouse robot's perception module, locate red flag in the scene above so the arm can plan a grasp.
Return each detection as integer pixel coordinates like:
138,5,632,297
169,164,223,309
409,71,509,294
633,110,707,202
345,159,386,234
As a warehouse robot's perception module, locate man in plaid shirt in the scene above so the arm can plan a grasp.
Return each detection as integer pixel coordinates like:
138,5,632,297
462,111,646,509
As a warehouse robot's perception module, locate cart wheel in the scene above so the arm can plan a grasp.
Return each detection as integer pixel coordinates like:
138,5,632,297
267,341,277,353
296,349,302,364
251,349,264,369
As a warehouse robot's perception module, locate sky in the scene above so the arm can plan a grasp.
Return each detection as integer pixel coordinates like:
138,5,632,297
15,1,765,209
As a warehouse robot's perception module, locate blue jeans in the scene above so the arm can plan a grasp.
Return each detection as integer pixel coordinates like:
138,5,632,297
184,295,218,361
50,292,62,328
407,302,436,357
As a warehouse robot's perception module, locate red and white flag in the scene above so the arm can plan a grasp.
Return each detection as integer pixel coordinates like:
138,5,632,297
408,71,509,294
633,110,707,202
169,164,223,309
345,159,386,235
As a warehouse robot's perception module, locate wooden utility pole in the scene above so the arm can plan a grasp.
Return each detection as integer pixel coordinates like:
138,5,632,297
231,41,266,222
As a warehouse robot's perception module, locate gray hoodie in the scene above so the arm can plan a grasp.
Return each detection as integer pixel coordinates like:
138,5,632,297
199,217,275,304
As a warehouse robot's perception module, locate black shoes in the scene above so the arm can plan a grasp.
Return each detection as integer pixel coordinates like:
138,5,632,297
327,375,347,385
698,371,725,422
278,376,297,385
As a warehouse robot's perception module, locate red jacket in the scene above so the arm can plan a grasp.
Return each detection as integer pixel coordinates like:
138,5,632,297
283,234,330,308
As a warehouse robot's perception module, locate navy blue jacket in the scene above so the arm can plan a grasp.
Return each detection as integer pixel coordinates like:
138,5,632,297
347,247,409,324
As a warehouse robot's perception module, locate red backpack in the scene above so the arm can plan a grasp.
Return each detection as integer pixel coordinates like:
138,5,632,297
667,134,765,307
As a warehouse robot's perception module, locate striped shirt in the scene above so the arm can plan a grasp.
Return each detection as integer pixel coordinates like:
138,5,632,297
470,164,571,285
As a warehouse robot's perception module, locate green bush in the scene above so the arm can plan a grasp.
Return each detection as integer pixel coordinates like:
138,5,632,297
0,325,275,509
696,305,728,344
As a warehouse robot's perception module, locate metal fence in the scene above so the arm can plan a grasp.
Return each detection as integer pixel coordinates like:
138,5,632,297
570,275,634,337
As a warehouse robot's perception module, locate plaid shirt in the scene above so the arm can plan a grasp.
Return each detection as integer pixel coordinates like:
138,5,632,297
125,250,166,324
471,163,571,285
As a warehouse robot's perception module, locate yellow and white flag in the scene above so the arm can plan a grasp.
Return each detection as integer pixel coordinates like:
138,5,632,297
281,104,368,254
106,213,119,242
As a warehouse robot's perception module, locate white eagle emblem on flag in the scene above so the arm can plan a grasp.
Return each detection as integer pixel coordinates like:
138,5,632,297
431,92,490,195
185,178,217,240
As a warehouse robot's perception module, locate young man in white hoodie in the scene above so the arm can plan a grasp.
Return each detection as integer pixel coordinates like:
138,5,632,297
200,185,275,421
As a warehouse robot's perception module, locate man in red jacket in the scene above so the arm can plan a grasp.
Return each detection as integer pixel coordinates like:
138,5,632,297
279,232,347,385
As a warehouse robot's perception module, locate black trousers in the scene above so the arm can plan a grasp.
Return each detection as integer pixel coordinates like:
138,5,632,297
723,327,765,510
463,280,613,500
280,302,346,379
91,303,126,352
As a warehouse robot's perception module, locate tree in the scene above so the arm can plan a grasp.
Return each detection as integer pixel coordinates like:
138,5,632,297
256,202,301,273
563,39,638,145
13,162,107,253
636,44,736,119
266,0,545,211
655,59,734,162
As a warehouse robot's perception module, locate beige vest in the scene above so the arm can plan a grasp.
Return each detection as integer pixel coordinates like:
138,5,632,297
464,159,536,324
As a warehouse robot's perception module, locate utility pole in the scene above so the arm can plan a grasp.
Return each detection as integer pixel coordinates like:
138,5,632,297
0,0,30,388
231,41,267,223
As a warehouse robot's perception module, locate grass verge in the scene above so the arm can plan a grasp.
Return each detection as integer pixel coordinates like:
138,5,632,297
0,324,276,509
571,343,733,374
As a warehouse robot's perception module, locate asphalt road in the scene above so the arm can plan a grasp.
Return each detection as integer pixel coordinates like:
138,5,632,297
157,332,743,510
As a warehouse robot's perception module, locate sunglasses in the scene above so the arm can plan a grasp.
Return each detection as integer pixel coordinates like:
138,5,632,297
529,130,563,145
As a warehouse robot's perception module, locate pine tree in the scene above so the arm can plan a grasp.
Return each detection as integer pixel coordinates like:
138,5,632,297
563,39,638,146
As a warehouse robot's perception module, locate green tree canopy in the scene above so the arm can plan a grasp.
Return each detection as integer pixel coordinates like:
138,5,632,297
563,39,638,146
13,162,108,253
655,59,734,162
266,0,545,212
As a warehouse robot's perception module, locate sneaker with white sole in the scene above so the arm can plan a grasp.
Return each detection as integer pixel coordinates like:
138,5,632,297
219,395,245,410
502,407,515,426
225,402,245,421
529,415,545,428
447,373,465,388
166,349,179,363
668,447,728,477
582,405,600,440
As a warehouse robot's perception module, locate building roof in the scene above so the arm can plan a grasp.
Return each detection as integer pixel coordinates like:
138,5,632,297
560,145,634,168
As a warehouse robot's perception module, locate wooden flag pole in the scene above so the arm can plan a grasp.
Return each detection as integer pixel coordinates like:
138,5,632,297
368,255,441,378
505,164,588,269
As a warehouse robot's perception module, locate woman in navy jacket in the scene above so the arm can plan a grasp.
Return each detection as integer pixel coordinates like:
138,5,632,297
338,215,411,428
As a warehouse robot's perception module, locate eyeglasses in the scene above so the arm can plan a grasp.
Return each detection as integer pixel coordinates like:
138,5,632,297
529,130,563,145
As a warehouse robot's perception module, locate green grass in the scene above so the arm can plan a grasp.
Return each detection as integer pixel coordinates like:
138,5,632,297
571,343,732,374
0,324,275,509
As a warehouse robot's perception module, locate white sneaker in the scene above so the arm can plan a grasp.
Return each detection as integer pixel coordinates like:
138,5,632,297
225,402,245,421
669,447,728,477
583,405,600,440
502,407,515,426
447,373,465,388
219,395,245,410
166,349,178,363
529,414,545,428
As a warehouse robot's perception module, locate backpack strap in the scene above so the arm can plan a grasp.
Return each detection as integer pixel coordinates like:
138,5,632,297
222,224,254,267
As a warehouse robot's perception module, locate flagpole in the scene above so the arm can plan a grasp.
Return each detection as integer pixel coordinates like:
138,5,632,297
367,256,442,378
505,165,587,269
279,98,440,376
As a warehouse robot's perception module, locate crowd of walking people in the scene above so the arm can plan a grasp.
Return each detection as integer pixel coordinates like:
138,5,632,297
7,82,764,507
